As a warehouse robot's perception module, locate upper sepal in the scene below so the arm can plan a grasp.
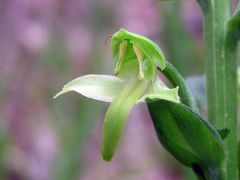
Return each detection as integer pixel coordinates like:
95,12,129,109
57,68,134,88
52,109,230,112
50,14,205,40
111,29,166,80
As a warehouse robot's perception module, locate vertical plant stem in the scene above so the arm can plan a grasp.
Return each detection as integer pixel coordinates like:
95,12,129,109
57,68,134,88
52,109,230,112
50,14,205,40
223,28,238,179
198,0,238,179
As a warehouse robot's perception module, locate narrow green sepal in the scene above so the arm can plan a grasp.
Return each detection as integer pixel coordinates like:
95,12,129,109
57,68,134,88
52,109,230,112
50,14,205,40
102,80,148,161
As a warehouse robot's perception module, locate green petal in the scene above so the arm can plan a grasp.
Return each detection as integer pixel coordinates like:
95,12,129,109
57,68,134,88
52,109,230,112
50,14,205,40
102,80,148,161
138,77,180,103
54,75,124,102
138,87,180,103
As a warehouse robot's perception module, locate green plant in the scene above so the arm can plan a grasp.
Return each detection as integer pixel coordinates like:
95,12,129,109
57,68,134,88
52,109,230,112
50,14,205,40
55,1,240,178
198,0,239,179
55,29,180,161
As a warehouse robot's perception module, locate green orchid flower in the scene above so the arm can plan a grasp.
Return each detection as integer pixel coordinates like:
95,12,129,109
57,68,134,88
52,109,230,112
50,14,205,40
54,28,180,161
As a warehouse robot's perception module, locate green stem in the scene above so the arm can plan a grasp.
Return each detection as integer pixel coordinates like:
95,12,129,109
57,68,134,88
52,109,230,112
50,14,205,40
161,62,198,111
197,0,238,179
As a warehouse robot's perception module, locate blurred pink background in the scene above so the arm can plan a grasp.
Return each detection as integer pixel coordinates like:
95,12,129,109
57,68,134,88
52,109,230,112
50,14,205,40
0,0,205,179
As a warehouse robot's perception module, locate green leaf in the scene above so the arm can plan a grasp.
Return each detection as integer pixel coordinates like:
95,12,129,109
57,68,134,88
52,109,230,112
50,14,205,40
54,75,124,102
217,128,230,140
102,80,148,161
147,99,225,179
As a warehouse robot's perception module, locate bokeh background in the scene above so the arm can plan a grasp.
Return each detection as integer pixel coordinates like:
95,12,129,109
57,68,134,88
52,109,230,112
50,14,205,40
0,0,217,179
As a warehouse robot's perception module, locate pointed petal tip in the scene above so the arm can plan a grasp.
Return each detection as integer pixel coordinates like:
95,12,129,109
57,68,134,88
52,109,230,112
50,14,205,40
53,88,70,99
53,92,62,99
102,155,112,162
119,28,127,33
101,150,113,162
